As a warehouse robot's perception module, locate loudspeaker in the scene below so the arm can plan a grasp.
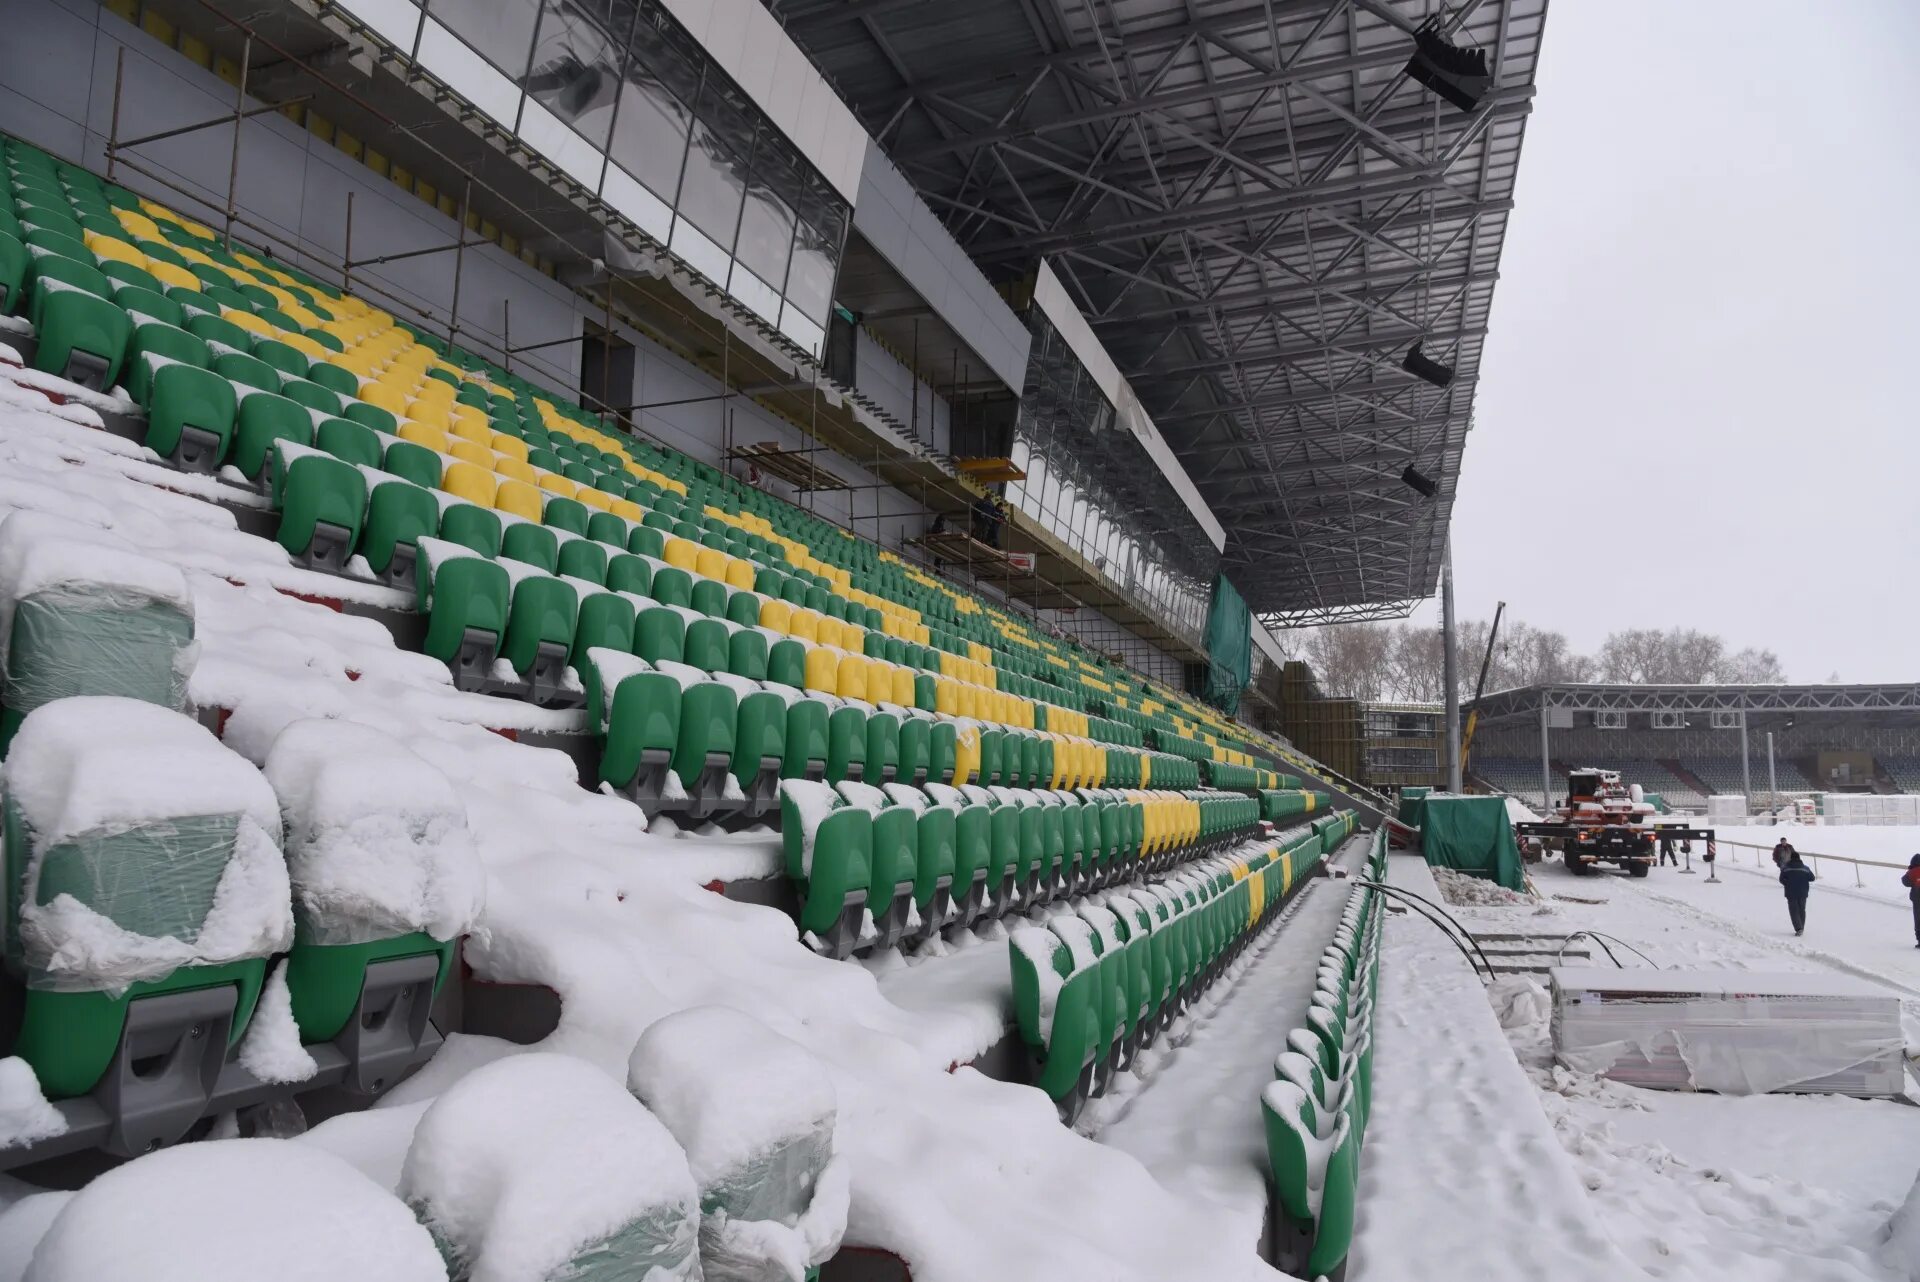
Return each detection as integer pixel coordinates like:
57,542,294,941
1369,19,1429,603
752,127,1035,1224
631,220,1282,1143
1403,343,1455,388
1404,18,1492,112
1401,465,1438,498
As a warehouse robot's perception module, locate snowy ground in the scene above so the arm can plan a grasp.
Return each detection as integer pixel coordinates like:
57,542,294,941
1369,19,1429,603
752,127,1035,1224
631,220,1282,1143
1358,848,1920,1282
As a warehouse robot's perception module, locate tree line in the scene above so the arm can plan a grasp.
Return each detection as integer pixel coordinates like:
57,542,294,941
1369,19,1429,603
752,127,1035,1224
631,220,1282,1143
1277,619,1786,704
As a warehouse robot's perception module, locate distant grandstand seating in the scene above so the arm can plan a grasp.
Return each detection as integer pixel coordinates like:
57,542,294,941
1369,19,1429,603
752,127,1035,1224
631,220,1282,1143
1469,757,1557,810
1879,758,1920,794
1681,757,1815,800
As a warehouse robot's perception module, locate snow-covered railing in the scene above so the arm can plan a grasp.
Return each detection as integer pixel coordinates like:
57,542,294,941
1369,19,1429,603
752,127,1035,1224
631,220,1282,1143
1713,839,1908,888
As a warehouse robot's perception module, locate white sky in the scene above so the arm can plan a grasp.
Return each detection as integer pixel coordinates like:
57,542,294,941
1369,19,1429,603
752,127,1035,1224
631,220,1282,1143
1404,0,1920,682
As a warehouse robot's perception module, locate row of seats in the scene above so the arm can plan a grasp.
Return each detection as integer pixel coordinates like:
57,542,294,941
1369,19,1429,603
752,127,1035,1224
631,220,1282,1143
1009,813,1356,1121
0,695,472,1158
1262,828,1385,1279
780,777,1285,957
1,129,1339,803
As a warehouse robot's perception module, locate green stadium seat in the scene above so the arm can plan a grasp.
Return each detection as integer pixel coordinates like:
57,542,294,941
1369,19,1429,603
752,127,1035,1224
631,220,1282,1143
124,320,207,404
358,471,441,588
1,699,280,1154
780,779,873,957
229,390,313,481
29,278,130,389
501,520,559,573
417,537,511,690
438,501,502,559
271,440,366,571
143,359,238,471
497,561,579,705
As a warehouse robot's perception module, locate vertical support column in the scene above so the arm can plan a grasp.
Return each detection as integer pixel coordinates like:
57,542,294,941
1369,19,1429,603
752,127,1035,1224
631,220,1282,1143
224,36,253,250
107,47,126,182
1441,539,1461,793
1539,703,1551,812
341,191,356,296
1767,731,1778,812
447,179,472,350
1740,714,1752,807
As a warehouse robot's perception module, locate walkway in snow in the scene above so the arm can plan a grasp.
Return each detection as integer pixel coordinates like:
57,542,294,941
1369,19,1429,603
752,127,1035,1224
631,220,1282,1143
1095,834,1372,1256
1349,853,1640,1281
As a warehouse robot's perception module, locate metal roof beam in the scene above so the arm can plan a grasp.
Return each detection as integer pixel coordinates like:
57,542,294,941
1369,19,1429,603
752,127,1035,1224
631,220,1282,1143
1142,325,1487,376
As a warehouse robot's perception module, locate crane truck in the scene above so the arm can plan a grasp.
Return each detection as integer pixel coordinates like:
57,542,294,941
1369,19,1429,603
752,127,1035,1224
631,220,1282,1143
1514,767,1715,877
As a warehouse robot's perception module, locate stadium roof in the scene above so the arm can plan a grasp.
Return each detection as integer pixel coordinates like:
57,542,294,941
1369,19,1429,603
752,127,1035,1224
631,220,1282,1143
1469,683,1920,726
773,0,1548,625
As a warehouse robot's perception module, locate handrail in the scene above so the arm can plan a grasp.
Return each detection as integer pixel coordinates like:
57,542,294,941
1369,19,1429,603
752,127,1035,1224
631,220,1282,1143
1712,838,1913,888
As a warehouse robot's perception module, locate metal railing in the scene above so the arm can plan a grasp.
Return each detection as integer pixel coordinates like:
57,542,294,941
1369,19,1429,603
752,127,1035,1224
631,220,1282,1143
1713,839,1910,889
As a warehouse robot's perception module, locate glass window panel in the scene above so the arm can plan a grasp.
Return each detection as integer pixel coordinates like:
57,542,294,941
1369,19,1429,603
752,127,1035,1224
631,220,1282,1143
778,304,824,358
608,33,692,205
518,99,607,193
669,217,730,286
677,116,748,250
523,0,628,152
736,129,797,290
604,163,672,242
418,19,524,125
728,262,781,326
345,0,424,56
424,0,539,79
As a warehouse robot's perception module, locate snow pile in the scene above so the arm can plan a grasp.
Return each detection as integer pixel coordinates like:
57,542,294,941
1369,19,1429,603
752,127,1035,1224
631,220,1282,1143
400,1052,699,1282
0,509,192,666
1,698,291,992
628,1007,849,1279
23,1140,446,1281
237,961,319,1085
263,719,486,945
1433,866,1534,907
0,1060,64,1151
1882,1174,1920,1280
0,1191,70,1281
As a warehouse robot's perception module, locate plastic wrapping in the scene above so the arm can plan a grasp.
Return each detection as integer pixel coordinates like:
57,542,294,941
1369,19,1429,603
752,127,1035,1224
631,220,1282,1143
7,801,289,994
0,587,194,724
1549,968,1906,1097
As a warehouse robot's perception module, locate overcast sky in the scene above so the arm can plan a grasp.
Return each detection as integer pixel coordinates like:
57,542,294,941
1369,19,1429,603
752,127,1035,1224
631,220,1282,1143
1403,0,1920,683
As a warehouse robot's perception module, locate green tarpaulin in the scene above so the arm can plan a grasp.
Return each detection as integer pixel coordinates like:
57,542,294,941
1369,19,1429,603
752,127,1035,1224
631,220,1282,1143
1396,787,1431,826
1413,795,1525,891
1200,573,1251,715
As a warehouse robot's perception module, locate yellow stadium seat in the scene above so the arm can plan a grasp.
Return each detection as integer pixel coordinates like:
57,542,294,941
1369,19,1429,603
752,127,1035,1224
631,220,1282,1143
83,231,146,268
724,559,755,591
889,666,915,706
609,498,645,522
789,610,820,643
536,472,577,497
113,209,164,241
494,457,537,484
398,421,453,453
407,401,452,430
490,433,530,462
361,382,408,415
836,655,869,702
145,260,200,291
279,333,329,361
803,647,839,695
450,416,492,445
694,547,727,582
935,678,959,716
441,462,497,509
953,726,980,788
448,439,494,470
760,600,793,633
494,480,543,522
662,538,698,572
577,489,614,513
225,309,275,338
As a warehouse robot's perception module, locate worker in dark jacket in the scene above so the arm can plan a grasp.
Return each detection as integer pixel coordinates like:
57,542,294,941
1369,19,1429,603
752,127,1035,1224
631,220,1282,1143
1771,838,1795,868
1903,855,1920,947
1778,854,1815,936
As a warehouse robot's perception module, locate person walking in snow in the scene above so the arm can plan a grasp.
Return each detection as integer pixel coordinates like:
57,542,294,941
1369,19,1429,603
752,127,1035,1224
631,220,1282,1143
1772,838,1795,868
1778,853,1815,936
1903,855,1920,948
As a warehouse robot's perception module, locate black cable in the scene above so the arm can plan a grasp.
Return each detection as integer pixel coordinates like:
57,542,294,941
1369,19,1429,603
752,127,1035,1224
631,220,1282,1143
1349,879,1497,981
1555,930,1660,970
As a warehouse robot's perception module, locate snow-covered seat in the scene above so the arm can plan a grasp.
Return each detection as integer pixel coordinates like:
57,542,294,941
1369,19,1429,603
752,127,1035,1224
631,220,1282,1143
401,1052,701,1282
0,697,291,1154
262,719,486,1093
628,1007,849,1281
0,511,195,756
779,779,872,959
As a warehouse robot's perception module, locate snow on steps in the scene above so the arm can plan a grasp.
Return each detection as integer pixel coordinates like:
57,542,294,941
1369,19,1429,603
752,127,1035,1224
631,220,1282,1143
1095,831,1375,1262
1348,853,1641,1279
